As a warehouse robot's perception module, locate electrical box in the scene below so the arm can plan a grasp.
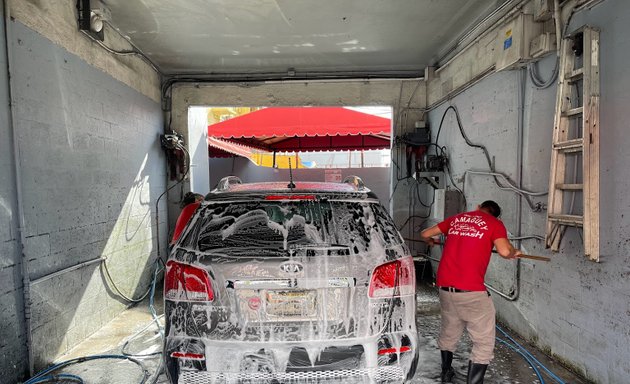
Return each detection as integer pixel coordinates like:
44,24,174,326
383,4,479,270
419,154,446,173
496,14,543,71
402,127,431,146
530,32,557,58
433,189,463,222
533,0,554,22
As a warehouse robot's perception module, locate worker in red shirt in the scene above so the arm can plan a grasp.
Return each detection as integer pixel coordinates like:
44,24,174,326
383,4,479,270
420,200,521,384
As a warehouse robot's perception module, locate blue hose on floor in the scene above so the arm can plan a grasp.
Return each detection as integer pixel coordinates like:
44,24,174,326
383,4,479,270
25,258,165,384
496,325,567,384
149,258,165,338
26,373,84,383
24,355,149,384
496,337,546,383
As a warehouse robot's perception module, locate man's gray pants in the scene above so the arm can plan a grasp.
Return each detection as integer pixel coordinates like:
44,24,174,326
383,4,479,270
437,290,496,364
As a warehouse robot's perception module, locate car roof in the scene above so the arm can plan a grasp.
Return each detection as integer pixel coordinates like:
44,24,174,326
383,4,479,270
219,181,365,193
206,179,379,201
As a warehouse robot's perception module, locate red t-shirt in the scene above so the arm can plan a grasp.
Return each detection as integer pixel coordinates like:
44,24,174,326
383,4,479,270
436,210,508,291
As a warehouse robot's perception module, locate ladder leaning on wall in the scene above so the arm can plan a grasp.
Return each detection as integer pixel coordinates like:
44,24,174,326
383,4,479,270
545,26,600,262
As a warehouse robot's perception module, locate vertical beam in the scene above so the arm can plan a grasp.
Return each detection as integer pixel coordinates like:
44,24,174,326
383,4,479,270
188,107,210,193
582,28,600,261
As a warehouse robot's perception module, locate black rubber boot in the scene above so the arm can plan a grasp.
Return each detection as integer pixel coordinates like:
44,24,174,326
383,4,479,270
440,350,455,383
466,360,488,384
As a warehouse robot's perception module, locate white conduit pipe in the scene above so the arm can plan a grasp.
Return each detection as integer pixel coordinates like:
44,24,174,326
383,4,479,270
30,258,106,286
3,0,34,374
464,171,548,197
485,69,527,301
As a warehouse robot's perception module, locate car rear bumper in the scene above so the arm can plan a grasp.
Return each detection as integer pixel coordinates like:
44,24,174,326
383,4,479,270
178,366,405,384
166,332,417,384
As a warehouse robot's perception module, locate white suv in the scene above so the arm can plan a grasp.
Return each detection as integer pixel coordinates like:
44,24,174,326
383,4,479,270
164,176,418,383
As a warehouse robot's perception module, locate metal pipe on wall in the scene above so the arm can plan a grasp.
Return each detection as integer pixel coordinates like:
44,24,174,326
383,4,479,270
485,68,528,301
463,170,546,212
434,0,530,68
29,258,106,286
426,66,496,112
3,0,33,374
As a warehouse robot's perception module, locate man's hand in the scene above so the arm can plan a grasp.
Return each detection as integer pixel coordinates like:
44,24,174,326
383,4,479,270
420,225,442,246
494,238,521,259
506,249,523,259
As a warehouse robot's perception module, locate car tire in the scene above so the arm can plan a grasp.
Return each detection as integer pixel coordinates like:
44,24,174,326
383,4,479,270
405,350,419,382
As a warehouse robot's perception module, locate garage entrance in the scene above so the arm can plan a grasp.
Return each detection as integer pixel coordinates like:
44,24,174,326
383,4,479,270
187,106,393,206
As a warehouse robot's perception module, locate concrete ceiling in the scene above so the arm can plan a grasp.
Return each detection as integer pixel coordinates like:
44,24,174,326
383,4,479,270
104,0,509,78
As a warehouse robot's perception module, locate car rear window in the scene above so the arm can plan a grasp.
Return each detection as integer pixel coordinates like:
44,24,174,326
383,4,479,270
180,199,402,256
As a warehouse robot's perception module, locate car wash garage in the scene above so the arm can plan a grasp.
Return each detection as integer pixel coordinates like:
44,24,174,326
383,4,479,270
1,0,627,383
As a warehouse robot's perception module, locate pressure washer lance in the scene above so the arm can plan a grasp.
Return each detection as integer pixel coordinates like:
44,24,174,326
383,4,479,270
403,238,551,262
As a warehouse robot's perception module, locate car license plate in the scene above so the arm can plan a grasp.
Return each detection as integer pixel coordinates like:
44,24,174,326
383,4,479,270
266,290,317,318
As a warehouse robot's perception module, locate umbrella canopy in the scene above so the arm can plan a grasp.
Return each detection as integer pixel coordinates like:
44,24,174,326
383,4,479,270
207,137,311,169
207,107,391,155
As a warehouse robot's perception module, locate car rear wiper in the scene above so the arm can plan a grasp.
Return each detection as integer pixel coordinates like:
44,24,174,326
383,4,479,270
289,243,351,256
201,246,289,257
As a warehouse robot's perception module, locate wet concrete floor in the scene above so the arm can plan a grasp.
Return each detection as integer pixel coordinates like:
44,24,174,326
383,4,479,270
43,284,588,384
409,284,587,384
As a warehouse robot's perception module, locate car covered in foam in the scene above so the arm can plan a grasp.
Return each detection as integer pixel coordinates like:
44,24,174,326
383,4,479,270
164,176,418,383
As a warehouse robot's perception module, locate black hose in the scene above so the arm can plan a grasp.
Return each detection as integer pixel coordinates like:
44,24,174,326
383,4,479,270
156,143,191,261
435,105,493,168
435,104,543,211
25,355,149,384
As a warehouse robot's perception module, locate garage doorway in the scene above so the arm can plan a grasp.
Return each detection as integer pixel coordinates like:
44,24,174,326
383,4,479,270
188,106,392,206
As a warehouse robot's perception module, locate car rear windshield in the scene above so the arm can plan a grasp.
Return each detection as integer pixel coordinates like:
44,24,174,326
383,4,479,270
181,199,402,256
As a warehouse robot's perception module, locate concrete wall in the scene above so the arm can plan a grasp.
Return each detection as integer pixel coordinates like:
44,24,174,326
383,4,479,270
426,1,630,382
12,0,160,101
0,3,28,380
0,1,165,379
209,157,391,207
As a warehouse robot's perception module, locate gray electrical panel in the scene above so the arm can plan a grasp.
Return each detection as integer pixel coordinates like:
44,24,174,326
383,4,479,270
496,14,543,71
433,189,464,221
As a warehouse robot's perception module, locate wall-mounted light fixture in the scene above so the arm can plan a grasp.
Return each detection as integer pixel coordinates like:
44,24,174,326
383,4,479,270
77,0,109,41
89,11,104,34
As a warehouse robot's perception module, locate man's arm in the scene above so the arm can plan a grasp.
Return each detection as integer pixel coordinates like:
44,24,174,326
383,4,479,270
420,225,443,246
493,238,522,259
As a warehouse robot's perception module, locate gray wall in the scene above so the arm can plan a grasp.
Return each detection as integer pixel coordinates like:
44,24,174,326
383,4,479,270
0,17,165,381
427,1,630,382
0,5,28,380
209,157,391,207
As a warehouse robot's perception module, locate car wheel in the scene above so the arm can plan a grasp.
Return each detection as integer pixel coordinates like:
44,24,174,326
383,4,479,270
405,350,419,382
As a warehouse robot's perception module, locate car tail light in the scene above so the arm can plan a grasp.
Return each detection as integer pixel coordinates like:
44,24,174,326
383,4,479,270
377,346,412,355
165,260,214,302
170,351,205,360
368,257,415,298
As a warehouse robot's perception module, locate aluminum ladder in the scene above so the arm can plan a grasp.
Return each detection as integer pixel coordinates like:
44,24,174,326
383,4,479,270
545,26,600,261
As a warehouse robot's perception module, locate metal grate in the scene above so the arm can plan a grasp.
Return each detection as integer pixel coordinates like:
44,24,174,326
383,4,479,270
180,366,405,384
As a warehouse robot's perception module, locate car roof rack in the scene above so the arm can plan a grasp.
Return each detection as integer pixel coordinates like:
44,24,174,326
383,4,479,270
215,176,242,191
342,175,366,191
